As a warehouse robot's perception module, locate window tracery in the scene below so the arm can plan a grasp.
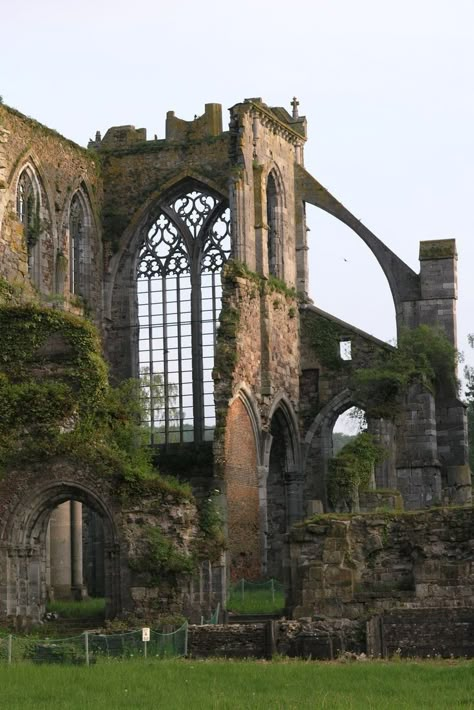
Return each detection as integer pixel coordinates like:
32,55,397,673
137,187,231,444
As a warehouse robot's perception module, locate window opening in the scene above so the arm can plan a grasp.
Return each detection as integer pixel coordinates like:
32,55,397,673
69,194,85,296
267,173,281,278
339,339,352,361
17,168,40,283
137,188,231,444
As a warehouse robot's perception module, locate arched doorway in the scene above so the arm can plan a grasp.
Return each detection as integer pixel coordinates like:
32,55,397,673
46,500,105,604
265,402,302,579
1,480,122,624
304,391,396,511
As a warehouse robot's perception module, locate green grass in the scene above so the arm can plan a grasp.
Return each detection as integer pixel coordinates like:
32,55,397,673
226,587,285,614
46,598,105,619
0,658,473,709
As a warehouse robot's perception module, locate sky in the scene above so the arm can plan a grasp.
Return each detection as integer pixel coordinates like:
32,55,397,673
2,0,473,387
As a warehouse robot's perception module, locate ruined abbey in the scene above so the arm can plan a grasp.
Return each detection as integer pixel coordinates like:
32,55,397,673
0,97,473,654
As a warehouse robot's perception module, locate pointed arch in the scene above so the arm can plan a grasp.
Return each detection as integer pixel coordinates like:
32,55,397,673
15,162,42,287
230,383,263,465
134,178,231,444
67,185,93,299
265,166,286,279
266,392,301,471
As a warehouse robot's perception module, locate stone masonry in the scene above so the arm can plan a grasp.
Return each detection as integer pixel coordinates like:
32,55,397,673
0,97,471,630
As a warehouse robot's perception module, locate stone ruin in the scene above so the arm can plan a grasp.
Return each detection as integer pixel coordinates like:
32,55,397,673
0,97,472,654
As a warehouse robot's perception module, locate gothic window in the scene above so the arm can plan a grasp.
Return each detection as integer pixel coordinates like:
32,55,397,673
69,192,87,297
267,172,282,278
16,167,41,285
137,186,231,445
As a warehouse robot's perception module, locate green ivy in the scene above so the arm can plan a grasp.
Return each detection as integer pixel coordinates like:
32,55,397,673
0,303,191,502
327,432,386,510
302,313,345,370
194,490,226,562
352,325,457,418
130,527,195,585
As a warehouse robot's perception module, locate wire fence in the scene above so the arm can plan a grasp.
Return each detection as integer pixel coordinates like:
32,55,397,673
226,579,285,615
0,622,188,666
200,603,220,625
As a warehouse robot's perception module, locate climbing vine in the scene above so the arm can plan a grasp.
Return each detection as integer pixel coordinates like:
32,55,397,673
327,432,386,510
0,302,191,501
352,326,457,418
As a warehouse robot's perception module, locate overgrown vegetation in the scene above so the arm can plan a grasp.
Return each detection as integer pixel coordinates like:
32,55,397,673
304,310,457,419
129,527,195,583
223,259,298,299
352,325,457,418
303,313,346,370
464,334,474,474
46,598,105,620
0,300,190,503
328,432,386,511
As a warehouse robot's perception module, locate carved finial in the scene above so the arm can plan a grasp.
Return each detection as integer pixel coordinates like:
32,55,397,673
291,97,299,119
95,131,102,142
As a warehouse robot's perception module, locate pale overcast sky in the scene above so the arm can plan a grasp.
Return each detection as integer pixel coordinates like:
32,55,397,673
2,0,473,377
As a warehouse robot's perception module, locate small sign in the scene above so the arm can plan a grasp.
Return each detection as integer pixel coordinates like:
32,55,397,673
142,627,150,642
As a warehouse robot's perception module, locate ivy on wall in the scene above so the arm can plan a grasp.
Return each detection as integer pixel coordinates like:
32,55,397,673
0,294,226,579
302,309,457,419
327,432,386,511
352,325,457,418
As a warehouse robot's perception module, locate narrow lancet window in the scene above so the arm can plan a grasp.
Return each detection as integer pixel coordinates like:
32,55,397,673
17,167,40,285
267,173,282,278
69,194,85,296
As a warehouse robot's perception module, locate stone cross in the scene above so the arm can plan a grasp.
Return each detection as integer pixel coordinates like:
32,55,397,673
291,97,299,119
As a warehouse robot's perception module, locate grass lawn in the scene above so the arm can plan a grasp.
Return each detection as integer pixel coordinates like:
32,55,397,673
227,587,285,614
0,658,473,709
46,598,105,619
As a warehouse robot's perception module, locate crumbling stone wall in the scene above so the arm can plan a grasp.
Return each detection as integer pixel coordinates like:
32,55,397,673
288,509,474,620
0,105,102,319
214,269,301,578
0,457,219,625
300,306,397,508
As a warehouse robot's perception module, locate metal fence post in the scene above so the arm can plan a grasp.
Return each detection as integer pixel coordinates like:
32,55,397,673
7,635,12,665
84,632,89,667
184,622,189,657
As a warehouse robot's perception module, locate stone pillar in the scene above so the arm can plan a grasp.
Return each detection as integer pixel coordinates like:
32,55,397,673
70,501,86,600
285,470,304,527
418,239,471,505
367,417,397,489
49,502,72,599
395,382,442,509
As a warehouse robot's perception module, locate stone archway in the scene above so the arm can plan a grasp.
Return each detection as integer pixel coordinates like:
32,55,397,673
303,389,397,511
0,470,124,626
264,398,302,579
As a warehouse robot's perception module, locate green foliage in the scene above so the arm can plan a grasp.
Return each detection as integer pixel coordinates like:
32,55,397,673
328,433,386,510
195,490,226,561
464,334,474,474
352,326,457,418
130,527,195,583
333,432,356,455
224,259,298,300
303,314,345,370
0,303,191,502
46,598,105,619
